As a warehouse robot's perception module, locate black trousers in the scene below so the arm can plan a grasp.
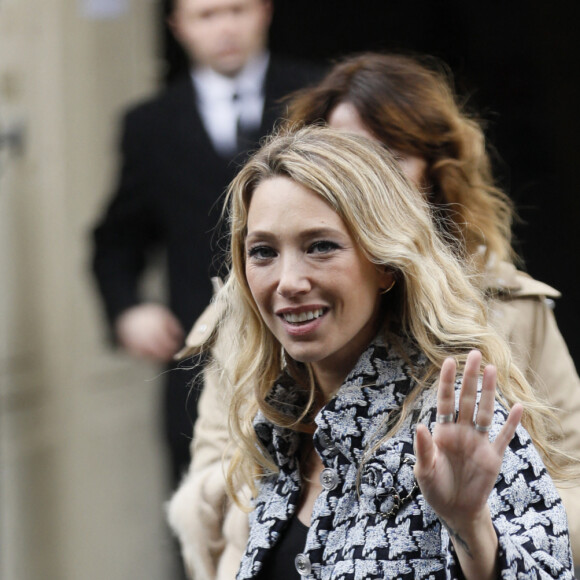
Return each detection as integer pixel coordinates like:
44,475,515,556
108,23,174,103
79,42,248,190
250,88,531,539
162,355,206,488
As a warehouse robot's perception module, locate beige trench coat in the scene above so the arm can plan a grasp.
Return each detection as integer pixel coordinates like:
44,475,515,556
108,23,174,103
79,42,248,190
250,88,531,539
167,265,580,579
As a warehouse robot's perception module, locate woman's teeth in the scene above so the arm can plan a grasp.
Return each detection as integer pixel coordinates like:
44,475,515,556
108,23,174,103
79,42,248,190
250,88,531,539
282,308,325,323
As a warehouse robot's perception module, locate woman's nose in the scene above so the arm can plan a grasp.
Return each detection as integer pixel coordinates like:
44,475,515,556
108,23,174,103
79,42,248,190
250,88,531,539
276,256,311,297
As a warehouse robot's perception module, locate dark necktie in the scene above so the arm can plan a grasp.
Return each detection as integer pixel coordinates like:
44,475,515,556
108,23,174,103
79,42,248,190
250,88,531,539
233,92,259,153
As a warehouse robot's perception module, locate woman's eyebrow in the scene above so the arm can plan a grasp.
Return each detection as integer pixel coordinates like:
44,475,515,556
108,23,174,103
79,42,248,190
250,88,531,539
246,226,345,243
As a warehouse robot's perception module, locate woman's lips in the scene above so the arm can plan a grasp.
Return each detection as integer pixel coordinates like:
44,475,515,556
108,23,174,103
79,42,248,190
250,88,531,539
277,307,328,336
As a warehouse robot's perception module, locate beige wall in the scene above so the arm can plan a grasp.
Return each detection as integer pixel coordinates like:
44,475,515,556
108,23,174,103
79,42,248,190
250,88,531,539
0,1,178,578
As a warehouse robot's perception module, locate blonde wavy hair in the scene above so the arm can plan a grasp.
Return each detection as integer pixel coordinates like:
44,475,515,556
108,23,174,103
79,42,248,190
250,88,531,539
285,52,514,270
217,125,569,504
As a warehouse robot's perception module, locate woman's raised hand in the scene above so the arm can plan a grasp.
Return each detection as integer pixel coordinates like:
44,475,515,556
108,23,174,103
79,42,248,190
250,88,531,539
414,350,523,575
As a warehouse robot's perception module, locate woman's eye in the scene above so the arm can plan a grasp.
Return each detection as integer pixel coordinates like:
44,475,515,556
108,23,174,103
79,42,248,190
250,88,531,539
247,245,276,260
309,240,339,254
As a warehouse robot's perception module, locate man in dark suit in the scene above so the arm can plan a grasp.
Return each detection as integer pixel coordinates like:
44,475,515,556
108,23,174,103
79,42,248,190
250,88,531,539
91,0,322,487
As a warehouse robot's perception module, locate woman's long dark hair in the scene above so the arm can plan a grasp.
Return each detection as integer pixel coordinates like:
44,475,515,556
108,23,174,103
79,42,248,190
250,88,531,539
286,52,514,268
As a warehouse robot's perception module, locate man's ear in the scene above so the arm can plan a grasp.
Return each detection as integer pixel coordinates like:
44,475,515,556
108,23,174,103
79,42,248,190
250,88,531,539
263,0,274,23
167,14,179,42
166,3,183,44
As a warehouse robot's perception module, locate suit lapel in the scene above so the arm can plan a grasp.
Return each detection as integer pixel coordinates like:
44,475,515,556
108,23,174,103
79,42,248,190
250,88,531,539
261,59,287,135
168,77,226,162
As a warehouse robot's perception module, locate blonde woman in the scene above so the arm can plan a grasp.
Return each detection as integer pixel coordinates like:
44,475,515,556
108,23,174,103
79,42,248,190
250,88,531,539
173,125,574,579
168,54,580,577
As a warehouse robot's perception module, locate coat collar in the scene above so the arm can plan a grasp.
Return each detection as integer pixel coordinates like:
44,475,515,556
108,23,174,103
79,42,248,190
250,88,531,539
480,254,560,299
253,333,430,469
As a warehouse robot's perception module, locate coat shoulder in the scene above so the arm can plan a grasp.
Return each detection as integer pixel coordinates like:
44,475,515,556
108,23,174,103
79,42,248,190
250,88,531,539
121,76,194,127
485,261,561,299
175,278,224,359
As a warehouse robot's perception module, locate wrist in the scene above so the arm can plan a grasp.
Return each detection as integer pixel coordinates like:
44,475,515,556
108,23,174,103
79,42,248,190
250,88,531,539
441,505,493,541
441,508,499,580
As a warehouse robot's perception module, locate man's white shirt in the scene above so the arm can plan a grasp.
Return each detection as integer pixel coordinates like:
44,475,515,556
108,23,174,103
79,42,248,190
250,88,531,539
192,52,269,156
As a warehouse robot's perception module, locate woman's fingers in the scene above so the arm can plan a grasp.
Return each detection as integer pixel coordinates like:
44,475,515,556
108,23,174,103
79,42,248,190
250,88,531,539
414,424,435,478
434,348,520,451
493,403,523,455
473,364,497,435
457,350,482,426
435,357,457,426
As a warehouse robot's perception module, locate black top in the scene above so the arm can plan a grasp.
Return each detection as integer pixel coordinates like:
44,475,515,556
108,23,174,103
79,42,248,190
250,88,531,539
256,515,309,580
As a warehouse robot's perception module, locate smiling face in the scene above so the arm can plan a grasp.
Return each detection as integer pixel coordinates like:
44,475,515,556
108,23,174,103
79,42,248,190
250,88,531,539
244,176,392,391
327,102,429,189
170,0,272,77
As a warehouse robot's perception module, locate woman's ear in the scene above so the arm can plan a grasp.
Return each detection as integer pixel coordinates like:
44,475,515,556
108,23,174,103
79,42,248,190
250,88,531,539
379,269,396,294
